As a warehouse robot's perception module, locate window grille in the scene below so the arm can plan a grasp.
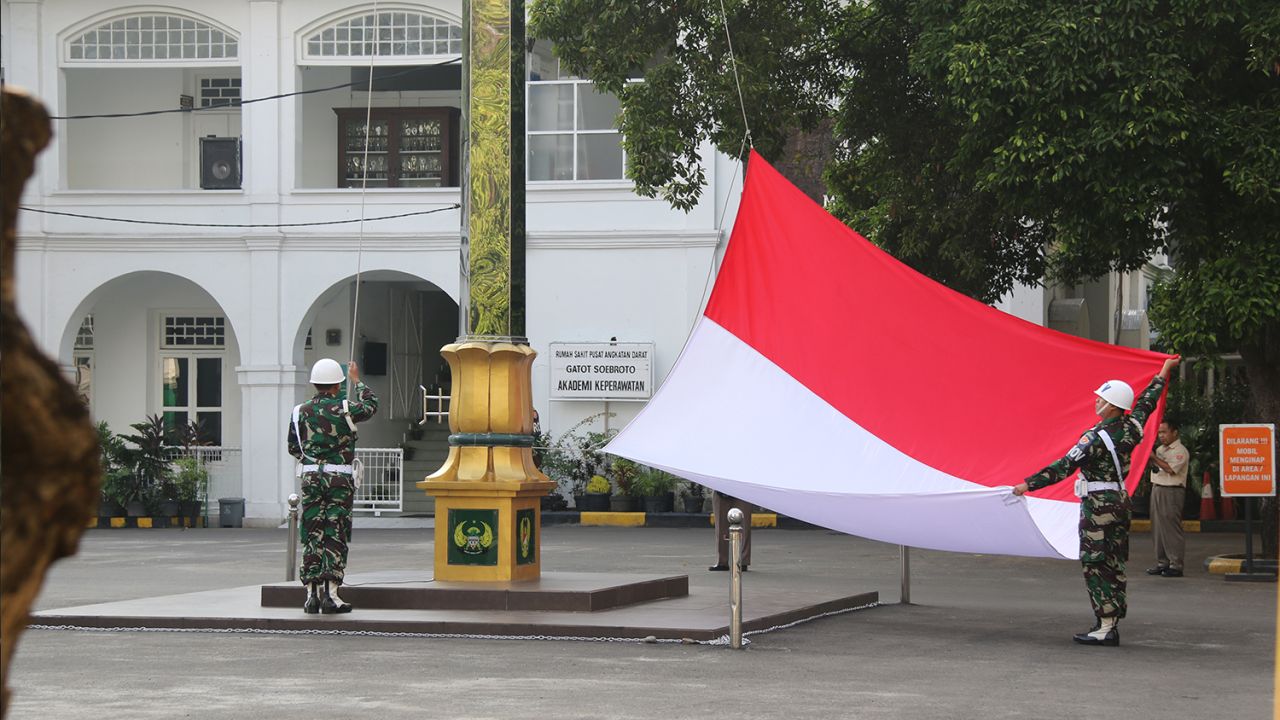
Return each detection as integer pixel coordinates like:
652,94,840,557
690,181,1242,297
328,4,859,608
163,316,226,348
200,77,241,108
67,14,238,62
75,315,94,349
304,11,461,59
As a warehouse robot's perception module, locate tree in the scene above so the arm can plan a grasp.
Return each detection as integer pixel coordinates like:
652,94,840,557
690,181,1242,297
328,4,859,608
532,0,1280,554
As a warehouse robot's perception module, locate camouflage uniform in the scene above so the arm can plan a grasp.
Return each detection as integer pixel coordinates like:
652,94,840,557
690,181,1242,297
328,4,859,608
1025,374,1166,620
286,382,378,585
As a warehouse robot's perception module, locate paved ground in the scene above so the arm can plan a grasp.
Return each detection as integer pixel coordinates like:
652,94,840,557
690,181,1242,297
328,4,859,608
8,525,1277,719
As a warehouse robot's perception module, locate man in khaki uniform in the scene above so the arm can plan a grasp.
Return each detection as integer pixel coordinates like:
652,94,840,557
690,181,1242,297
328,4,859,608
1146,419,1189,577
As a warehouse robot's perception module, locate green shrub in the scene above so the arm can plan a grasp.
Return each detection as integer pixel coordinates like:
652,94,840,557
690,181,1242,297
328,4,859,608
586,475,610,494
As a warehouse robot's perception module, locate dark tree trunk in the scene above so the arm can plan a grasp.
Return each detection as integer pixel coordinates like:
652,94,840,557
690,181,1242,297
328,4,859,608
1238,325,1280,559
1,89,101,718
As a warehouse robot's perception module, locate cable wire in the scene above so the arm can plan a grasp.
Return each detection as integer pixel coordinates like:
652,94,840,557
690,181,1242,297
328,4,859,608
717,0,753,148
48,60,460,121
18,205,459,228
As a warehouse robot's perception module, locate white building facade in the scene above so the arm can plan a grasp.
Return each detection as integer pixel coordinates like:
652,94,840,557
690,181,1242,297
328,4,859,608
4,0,1162,525
5,0,740,524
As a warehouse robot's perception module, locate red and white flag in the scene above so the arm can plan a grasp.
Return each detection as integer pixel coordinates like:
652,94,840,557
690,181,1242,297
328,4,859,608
607,151,1169,559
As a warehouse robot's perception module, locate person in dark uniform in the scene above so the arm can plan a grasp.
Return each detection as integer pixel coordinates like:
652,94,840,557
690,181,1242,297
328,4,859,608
709,491,752,571
1013,357,1179,646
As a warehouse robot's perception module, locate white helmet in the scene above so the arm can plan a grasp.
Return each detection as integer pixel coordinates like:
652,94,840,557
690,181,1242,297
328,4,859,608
310,358,345,385
1094,380,1134,411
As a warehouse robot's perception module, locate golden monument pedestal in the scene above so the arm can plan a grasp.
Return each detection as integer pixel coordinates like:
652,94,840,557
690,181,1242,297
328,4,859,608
418,341,556,582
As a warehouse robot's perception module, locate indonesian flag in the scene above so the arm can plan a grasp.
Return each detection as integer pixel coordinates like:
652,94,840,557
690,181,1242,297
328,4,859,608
607,150,1170,560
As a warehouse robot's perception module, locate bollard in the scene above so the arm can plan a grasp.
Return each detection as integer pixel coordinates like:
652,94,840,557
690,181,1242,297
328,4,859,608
728,507,744,649
900,545,910,604
286,493,300,582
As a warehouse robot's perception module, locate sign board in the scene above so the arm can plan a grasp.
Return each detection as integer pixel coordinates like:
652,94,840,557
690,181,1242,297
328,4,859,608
1219,424,1276,497
549,342,654,401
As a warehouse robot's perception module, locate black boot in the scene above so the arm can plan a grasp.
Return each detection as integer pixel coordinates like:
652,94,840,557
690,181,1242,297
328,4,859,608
320,580,353,614
1072,617,1119,646
302,582,321,614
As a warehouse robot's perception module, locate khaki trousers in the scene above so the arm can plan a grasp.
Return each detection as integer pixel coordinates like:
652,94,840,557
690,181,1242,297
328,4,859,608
713,492,752,567
1150,484,1185,571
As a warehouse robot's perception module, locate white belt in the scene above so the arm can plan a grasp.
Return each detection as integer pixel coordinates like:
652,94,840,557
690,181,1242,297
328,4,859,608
1081,480,1121,494
298,463,353,476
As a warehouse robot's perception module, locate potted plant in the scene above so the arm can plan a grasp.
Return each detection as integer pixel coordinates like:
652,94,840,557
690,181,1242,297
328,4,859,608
580,475,611,511
610,457,642,512
96,422,130,518
538,413,617,511
635,466,677,514
173,457,209,527
120,415,174,518
681,482,707,514
406,421,425,442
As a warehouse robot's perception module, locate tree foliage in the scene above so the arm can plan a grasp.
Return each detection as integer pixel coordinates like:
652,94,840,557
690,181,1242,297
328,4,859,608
531,0,1280,376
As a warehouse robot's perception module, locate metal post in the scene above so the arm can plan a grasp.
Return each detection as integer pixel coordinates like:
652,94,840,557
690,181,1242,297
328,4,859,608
286,493,300,582
728,507,744,649
900,545,911,604
1243,499,1254,575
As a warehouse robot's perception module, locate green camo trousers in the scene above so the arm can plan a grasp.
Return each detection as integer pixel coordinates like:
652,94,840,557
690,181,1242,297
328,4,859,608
1079,493,1130,619
300,471,354,584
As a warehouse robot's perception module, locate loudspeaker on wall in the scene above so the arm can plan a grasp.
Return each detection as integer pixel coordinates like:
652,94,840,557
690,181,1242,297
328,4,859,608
200,136,241,189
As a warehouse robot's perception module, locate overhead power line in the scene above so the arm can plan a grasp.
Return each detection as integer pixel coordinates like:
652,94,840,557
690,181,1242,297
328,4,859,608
49,58,461,120
19,204,460,228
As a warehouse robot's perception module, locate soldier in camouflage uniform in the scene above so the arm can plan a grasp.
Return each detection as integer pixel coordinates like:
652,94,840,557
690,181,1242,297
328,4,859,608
1014,357,1179,646
287,358,378,614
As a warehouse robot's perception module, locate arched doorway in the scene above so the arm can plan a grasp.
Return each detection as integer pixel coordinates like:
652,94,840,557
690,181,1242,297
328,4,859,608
295,270,458,515
60,271,243,446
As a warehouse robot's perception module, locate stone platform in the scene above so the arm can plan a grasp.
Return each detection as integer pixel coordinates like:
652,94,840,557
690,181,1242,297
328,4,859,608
33,570,879,641
261,571,689,612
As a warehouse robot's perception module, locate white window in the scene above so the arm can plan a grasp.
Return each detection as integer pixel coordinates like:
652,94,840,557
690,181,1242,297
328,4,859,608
74,315,94,409
527,41,626,181
66,14,238,63
159,314,225,443
160,356,223,445
302,10,461,61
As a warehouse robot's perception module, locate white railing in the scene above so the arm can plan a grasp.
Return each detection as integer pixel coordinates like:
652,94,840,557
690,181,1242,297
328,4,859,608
354,448,403,515
420,385,450,424
163,446,243,515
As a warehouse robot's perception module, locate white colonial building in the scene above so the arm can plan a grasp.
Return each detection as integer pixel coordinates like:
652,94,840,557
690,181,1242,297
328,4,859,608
2,0,1164,525
4,0,741,523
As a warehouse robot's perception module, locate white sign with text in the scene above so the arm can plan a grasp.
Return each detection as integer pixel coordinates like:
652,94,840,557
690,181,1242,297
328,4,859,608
549,342,654,401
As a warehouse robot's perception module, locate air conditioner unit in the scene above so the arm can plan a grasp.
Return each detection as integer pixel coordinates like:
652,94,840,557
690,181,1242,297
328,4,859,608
200,136,241,189
1048,298,1090,338
1117,310,1150,350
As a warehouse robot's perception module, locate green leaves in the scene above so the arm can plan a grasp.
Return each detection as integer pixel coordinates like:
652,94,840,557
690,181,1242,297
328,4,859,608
534,0,1280,413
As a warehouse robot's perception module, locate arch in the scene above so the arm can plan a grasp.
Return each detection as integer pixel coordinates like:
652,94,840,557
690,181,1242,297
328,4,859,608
288,268,457,368
62,6,239,64
57,270,245,367
298,3,461,64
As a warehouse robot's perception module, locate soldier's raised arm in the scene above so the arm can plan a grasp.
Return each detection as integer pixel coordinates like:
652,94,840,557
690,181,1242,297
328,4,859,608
345,361,379,421
1131,357,1180,427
